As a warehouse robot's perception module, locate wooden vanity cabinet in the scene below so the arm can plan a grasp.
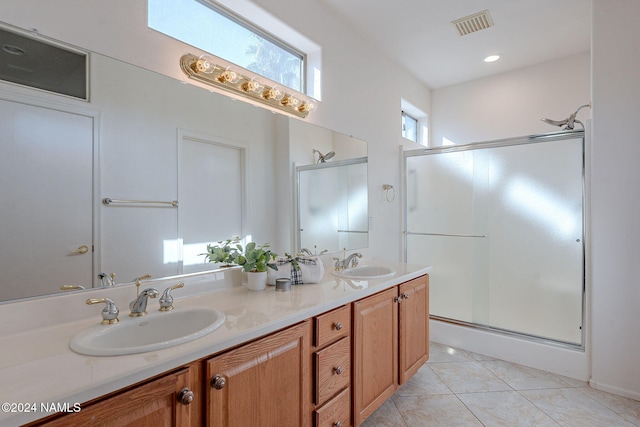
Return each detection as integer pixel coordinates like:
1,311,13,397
205,320,311,427
31,364,201,427
27,274,428,427
312,305,352,427
352,274,429,426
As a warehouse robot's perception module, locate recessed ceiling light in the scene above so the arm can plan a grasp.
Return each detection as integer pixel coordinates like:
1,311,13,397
484,54,501,63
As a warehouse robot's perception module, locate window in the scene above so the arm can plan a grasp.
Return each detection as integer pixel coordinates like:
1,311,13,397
402,111,418,142
148,0,305,92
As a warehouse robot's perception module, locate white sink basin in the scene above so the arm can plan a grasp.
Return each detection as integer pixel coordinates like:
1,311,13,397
332,265,396,280
70,306,226,356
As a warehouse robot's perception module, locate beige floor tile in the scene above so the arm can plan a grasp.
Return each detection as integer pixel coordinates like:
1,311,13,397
429,361,512,393
519,388,637,426
428,342,476,363
480,359,582,390
458,390,560,426
359,399,406,427
395,364,452,396
577,386,640,425
393,394,483,426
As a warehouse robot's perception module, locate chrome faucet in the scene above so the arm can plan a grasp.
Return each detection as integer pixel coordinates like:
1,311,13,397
129,273,156,317
159,282,184,312
333,252,362,271
97,272,115,287
86,298,119,324
129,287,159,317
300,248,313,256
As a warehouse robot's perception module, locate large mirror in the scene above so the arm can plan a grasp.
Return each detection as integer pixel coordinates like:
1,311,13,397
0,22,368,302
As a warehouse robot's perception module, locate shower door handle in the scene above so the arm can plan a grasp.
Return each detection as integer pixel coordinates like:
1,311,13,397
405,231,487,238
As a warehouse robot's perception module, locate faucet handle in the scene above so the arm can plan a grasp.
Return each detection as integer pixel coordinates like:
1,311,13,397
133,274,152,296
333,257,342,271
61,285,86,291
86,298,119,324
350,253,363,268
159,282,184,312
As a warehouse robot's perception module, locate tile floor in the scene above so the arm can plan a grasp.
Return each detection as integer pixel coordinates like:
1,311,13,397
360,342,640,427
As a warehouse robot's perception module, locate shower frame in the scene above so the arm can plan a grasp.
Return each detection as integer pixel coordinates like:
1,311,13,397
402,130,587,350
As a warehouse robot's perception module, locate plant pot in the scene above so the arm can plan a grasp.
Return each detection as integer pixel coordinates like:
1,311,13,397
246,271,267,291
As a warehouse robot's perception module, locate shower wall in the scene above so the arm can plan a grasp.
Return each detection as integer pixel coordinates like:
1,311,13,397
405,133,584,345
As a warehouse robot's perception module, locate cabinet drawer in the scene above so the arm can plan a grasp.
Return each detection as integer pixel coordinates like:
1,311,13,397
315,387,351,427
315,305,351,348
315,336,350,405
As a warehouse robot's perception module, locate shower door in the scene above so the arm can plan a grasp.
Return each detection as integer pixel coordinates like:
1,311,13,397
404,132,584,346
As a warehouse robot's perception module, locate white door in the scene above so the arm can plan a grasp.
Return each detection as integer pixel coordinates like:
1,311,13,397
0,98,94,300
179,134,244,274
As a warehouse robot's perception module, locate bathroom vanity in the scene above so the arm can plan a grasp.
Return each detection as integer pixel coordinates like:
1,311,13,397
0,261,430,426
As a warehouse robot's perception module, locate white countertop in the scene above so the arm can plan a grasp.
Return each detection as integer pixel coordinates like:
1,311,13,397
0,260,430,426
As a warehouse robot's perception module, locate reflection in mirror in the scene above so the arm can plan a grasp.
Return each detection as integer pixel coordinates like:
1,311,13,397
297,159,368,254
0,22,369,303
289,118,368,254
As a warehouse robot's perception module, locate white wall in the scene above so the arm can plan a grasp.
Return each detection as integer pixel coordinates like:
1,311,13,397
431,52,591,145
590,0,640,400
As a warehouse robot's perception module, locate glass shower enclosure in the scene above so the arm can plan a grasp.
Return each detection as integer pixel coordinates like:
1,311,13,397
404,131,585,346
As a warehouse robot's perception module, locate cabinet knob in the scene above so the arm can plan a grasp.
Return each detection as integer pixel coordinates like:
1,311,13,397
401,292,409,300
211,374,227,390
177,387,194,405
394,296,402,303
333,322,343,330
334,422,342,427
333,366,343,375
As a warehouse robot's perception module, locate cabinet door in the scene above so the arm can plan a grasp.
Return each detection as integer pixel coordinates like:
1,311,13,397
206,321,310,427
399,274,430,384
34,367,196,427
352,287,398,426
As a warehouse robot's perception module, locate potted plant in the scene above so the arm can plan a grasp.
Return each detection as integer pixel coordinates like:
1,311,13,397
229,241,278,291
202,236,240,267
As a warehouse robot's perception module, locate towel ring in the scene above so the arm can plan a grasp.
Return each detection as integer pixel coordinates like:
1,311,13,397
383,184,395,203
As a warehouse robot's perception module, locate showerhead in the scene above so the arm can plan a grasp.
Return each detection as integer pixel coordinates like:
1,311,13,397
312,148,336,163
542,103,591,130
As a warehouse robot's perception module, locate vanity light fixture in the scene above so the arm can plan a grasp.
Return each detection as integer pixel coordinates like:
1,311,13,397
180,53,317,118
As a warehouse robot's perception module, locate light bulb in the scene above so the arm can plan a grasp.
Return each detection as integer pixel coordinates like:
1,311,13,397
217,68,239,84
194,54,216,74
298,101,317,113
242,79,263,93
263,87,284,101
281,95,300,108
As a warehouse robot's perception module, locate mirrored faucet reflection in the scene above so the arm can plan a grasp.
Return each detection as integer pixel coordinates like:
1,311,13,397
333,251,362,271
97,272,115,287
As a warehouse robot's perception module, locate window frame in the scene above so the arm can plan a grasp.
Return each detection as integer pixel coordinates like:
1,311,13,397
402,110,419,143
202,1,307,93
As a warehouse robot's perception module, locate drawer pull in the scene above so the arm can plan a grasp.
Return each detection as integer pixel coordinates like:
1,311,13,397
402,292,410,299
334,422,342,427
333,366,343,375
333,322,343,330
177,387,194,405
211,374,227,390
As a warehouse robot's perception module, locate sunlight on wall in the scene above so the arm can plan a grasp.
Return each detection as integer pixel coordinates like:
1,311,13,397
164,235,254,267
442,137,456,146
163,239,181,265
505,177,579,238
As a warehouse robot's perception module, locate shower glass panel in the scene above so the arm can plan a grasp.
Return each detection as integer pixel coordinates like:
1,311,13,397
405,133,584,345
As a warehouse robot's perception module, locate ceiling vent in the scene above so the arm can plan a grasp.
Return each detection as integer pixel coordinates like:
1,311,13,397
451,10,494,36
